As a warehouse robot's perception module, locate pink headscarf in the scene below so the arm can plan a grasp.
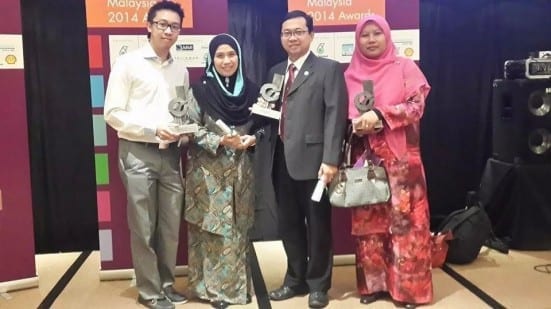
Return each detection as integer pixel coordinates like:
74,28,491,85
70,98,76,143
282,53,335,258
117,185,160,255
344,14,430,158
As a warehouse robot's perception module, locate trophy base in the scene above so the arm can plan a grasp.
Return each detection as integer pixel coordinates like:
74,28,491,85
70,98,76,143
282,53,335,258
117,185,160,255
168,123,199,135
251,105,281,120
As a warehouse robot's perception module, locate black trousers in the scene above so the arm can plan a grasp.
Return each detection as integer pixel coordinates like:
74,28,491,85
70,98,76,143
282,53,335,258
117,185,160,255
272,138,333,292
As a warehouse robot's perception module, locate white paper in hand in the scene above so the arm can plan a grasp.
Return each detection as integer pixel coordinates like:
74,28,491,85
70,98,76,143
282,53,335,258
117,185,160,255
215,119,233,135
311,178,326,202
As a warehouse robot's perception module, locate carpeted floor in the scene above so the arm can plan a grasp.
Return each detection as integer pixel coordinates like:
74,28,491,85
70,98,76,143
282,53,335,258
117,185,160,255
1,241,550,308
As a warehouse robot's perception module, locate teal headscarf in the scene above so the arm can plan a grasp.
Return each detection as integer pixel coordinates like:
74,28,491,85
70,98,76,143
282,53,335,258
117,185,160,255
191,33,259,126
205,33,244,97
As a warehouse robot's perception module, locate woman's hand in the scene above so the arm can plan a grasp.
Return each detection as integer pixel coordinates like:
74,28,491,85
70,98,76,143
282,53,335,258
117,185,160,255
220,134,242,149
240,135,256,149
352,110,381,136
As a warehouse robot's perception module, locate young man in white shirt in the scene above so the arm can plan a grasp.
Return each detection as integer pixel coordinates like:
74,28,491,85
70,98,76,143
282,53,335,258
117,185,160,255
104,1,188,308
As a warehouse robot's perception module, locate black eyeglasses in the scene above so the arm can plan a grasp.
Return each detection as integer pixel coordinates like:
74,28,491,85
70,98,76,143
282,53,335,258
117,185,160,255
281,29,308,39
152,20,181,32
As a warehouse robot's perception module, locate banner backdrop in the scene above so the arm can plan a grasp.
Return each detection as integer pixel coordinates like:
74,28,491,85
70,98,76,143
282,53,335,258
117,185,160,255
0,0,37,292
85,0,228,278
289,0,420,62
287,0,421,255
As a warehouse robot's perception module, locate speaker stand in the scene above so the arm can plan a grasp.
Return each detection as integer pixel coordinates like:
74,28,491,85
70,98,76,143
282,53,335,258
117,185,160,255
479,158,551,250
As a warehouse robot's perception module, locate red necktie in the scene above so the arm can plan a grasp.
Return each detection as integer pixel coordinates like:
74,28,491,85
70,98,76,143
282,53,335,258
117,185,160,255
280,63,296,138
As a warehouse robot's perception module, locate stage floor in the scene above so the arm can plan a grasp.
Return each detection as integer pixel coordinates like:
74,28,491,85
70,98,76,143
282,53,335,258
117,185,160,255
1,241,550,308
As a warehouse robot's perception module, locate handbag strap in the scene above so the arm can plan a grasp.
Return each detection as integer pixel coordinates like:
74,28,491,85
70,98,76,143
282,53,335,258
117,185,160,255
343,124,373,167
343,124,357,167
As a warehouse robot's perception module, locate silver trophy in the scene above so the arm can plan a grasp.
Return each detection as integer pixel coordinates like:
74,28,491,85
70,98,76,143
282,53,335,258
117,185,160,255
354,80,383,131
250,73,285,120
167,85,198,135
159,86,198,149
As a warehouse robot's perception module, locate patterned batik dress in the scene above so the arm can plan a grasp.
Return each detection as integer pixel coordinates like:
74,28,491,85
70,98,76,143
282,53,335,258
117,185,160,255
351,91,433,305
184,94,255,305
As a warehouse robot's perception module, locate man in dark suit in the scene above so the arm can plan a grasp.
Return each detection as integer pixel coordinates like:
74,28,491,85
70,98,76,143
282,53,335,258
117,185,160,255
265,10,348,309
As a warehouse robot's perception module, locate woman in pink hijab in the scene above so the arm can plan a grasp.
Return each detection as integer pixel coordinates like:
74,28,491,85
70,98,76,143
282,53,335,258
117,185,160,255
344,15,432,308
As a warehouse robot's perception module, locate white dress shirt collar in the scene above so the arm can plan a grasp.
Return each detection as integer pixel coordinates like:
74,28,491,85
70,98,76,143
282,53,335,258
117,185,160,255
287,51,311,73
140,42,174,65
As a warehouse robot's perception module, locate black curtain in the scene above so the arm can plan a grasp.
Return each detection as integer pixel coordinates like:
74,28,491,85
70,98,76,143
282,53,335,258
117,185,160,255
420,0,551,221
228,0,287,85
228,0,288,240
21,0,98,253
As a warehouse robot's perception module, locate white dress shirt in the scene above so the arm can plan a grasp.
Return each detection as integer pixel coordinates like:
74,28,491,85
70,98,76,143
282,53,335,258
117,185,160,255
104,43,189,143
279,51,311,135
284,50,310,86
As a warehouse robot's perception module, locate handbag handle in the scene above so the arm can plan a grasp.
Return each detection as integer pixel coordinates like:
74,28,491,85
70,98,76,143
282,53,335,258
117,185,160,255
341,124,354,167
341,124,370,168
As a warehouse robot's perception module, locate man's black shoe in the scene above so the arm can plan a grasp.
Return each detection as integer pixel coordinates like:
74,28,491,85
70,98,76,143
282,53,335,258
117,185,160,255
308,291,329,308
162,285,188,304
137,296,175,309
211,300,229,309
269,286,308,301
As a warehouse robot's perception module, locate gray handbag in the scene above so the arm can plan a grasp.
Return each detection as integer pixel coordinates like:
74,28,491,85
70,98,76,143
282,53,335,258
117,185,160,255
328,137,391,208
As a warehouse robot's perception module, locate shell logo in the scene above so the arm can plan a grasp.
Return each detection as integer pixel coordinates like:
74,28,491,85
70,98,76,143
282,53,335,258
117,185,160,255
404,48,414,58
5,54,17,65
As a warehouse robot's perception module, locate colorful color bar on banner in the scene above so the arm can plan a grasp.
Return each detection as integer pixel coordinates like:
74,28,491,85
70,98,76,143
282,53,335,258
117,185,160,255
90,75,105,108
288,0,385,26
88,35,103,69
93,115,107,146
95,153,110,185
99,229,114,261
85,0,193,29
97,191,112,222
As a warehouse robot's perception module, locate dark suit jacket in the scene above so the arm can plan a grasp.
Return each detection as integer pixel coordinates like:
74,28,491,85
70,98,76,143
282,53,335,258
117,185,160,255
266,52,348,180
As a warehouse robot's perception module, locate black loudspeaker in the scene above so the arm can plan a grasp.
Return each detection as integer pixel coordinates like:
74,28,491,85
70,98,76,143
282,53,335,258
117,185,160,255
492,79,551,164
